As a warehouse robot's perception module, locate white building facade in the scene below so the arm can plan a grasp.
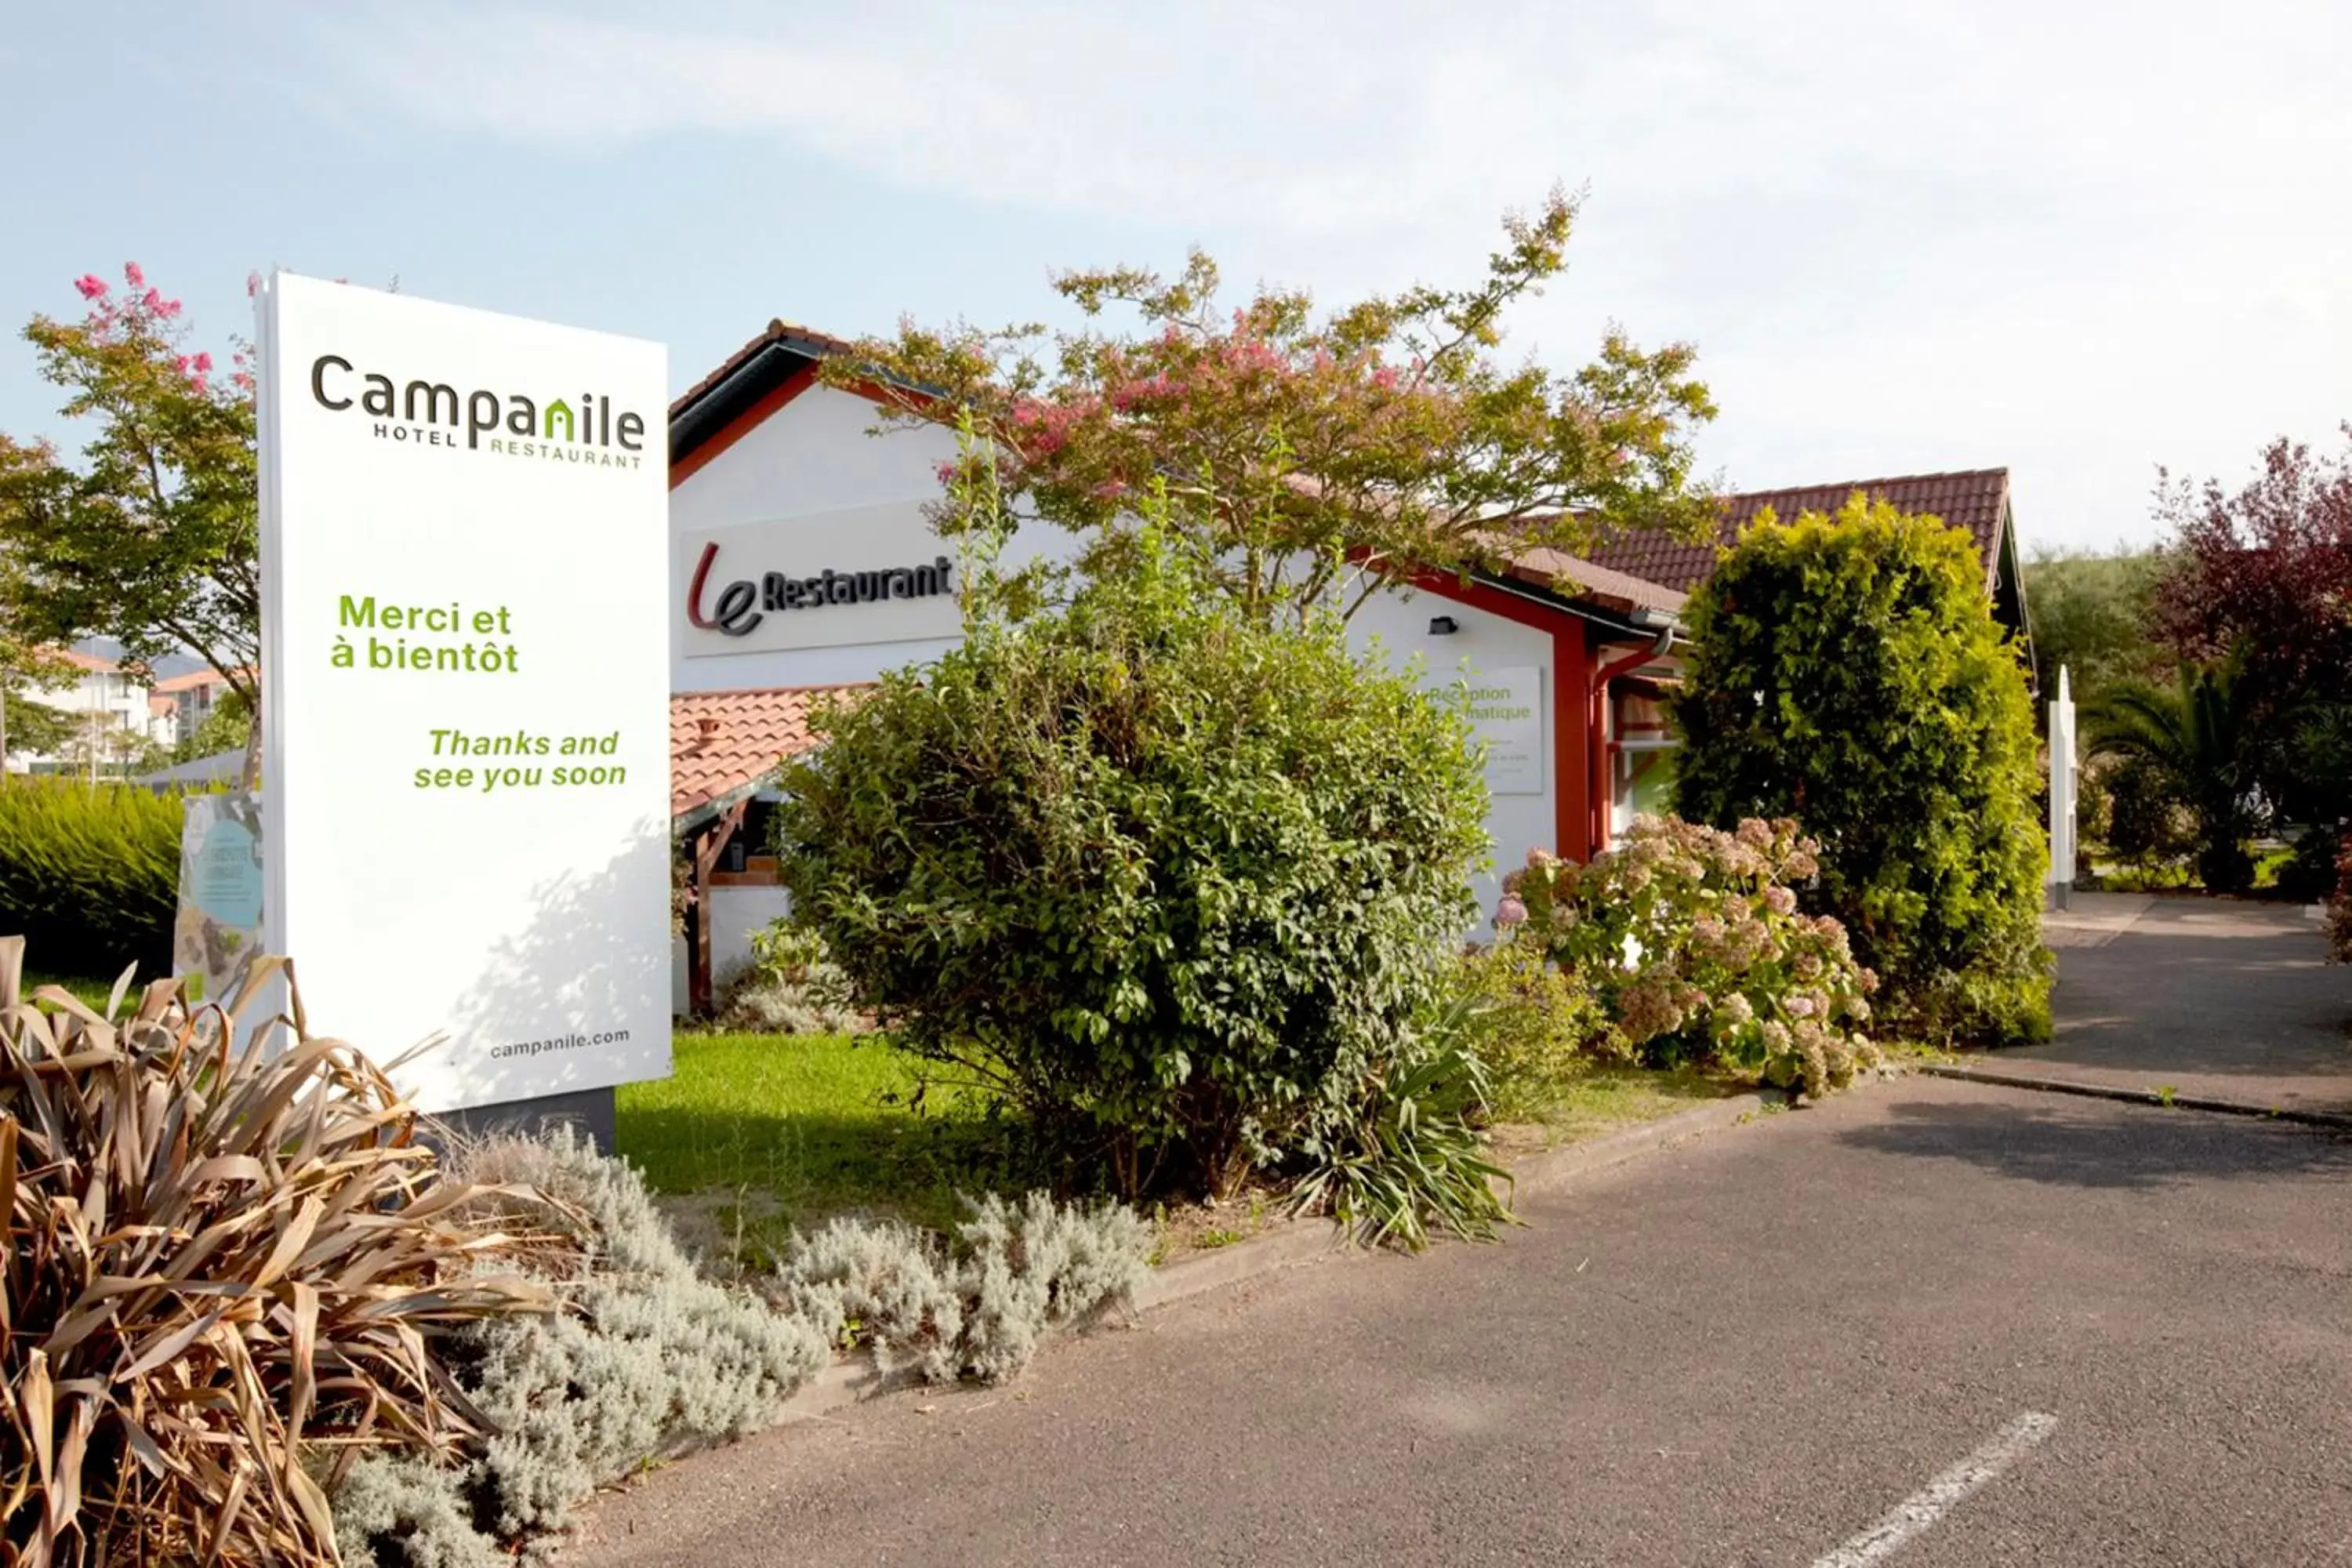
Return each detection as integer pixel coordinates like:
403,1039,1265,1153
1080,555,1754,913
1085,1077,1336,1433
662,324,1690,1013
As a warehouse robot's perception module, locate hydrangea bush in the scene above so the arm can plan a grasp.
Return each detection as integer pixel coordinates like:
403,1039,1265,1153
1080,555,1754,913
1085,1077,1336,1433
1503,815,1881,1097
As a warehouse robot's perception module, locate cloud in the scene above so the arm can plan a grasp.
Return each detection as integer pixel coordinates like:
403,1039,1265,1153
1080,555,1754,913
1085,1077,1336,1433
314,1,1546,236
311,0,2352,545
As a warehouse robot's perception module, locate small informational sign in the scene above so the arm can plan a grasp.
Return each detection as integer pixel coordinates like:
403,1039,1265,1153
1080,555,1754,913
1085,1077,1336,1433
174,791,264,1006
678,502,965,656
1461,666,1544,796
256,274,671,1112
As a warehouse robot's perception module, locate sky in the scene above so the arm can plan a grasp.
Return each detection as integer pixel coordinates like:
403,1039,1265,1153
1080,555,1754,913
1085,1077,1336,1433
2,0,2347,553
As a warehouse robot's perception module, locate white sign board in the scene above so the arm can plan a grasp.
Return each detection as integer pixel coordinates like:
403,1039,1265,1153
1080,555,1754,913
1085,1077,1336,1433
1461,666,1544,796
678,501,964,656
256,274,671,1111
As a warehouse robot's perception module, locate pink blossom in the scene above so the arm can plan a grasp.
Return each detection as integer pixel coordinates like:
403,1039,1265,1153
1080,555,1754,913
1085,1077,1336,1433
189,374,210,395
124,261,145,288
74,274,108,300
231,371,255,391
245,270,262,299
191,351,212,373
173,355,190,374
1494,895,1527,929
1764,885,1798,916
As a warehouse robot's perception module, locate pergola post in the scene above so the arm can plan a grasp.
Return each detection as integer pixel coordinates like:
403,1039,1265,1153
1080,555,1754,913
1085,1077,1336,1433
686,796,750,1018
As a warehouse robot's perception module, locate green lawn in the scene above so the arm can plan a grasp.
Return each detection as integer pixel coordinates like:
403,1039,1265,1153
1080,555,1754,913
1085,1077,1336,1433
615,1031,1010,1245
1488,1063,1741,1154
17,968,132,1014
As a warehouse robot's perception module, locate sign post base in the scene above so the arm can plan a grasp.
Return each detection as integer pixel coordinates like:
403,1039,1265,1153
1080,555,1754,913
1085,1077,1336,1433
431,1085,617,1158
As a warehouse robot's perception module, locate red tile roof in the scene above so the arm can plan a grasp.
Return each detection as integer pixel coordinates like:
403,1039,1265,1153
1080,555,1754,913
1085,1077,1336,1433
1580,468,2013,597
670,684,869,825
1497,546,1687,615
671,319,860,420
152,666,249,694
50,648,117,674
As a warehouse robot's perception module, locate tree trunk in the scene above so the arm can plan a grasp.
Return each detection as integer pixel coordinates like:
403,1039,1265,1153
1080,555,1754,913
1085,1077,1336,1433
240,686,262,790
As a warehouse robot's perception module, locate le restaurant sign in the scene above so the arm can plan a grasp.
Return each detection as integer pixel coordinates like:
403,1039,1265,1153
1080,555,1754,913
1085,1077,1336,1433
677,503,964,656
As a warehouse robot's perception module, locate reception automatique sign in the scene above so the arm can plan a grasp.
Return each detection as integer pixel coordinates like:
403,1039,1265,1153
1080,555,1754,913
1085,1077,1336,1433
256,273,671,1111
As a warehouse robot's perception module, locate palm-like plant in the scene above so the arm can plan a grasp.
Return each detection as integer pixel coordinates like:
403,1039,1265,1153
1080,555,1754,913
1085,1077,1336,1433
2089,659,2265,892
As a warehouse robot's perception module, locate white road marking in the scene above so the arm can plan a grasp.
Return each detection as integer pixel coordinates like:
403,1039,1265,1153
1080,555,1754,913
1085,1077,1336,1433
1809,1412,2059,1568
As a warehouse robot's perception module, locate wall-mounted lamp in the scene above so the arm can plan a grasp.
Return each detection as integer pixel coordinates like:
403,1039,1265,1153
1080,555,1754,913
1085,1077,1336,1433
1428,615,1458,636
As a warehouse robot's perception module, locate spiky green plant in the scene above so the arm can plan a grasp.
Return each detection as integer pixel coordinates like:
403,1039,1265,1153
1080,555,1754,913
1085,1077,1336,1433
1290,993,1517,1252
0,936,545,1568
2090,659,2266,892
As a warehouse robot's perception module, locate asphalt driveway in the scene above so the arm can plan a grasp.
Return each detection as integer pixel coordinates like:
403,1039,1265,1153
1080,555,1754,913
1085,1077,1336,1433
2014,892,2352,1114
563,1075,2352,1567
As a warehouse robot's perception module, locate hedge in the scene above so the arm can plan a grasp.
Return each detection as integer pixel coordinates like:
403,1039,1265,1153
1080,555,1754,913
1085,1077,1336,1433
0,777,182,976
1670,495,2053,1044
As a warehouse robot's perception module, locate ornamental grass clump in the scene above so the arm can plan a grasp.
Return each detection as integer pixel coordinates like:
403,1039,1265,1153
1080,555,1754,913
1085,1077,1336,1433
1507,816,1881,1097
0,936,545,1568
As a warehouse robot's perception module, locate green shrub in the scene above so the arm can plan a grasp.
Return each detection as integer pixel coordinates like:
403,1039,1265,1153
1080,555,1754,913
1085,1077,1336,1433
2089,660,2263,894
0,776,183,975
772,523,1490,1203
1670,495,2052,1044
1451,933,1617,1117
2099,754,2194,880
1508,820,1882,1098
2275,825,2340,902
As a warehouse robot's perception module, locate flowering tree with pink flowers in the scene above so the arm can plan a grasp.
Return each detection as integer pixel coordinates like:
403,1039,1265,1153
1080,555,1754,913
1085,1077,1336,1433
827,189,1720,624
0,265,260,717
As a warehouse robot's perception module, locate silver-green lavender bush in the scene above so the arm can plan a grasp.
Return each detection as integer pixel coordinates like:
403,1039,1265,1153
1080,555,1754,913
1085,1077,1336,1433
336,1128,829,1566
777,1192,1153,1386
712,920,867,1035
334,1131,1152,1566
